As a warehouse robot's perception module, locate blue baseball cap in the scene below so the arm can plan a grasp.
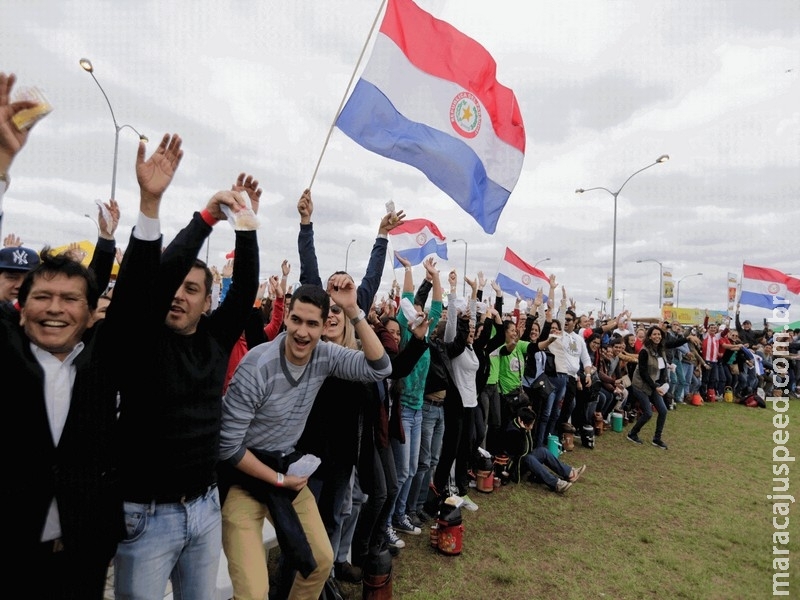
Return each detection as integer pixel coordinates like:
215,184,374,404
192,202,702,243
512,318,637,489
0,246,40,272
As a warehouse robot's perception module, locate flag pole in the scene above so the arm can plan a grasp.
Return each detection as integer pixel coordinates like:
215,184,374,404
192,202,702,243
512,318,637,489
308,0,389,190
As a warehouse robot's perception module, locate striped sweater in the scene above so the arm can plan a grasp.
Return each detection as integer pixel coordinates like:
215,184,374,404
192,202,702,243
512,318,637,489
220,331,391,465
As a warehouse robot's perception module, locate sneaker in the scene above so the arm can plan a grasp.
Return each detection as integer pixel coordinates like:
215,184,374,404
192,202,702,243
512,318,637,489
417,509,434,523
460,494,479,512
334,560,363,584
626,432,643,445
652,438,669,450
408,511,423,529
555,479,573,493
384,526,406,548
393,514,422,535
468,480,477,488
569,464,587,483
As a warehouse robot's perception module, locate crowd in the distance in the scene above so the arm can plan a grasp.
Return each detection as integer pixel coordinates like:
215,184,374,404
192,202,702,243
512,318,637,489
4,70,800,600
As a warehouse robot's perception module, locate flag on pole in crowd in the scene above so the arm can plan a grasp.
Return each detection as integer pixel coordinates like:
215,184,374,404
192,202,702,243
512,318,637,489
335,0,526,235
662,267,674,306
739,264,800,310
727,272,738,317
496,247,550,301
388,218,448,268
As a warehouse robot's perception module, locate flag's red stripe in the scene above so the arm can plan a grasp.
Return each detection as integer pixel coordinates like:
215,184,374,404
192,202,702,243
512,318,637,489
381,0,525,153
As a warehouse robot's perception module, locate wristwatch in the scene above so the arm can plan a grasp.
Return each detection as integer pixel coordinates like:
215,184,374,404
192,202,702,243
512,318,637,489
350,309,366,326
275,473,285,487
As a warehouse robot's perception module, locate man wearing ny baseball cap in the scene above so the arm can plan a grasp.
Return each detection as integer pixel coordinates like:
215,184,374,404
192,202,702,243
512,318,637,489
0,244,40,303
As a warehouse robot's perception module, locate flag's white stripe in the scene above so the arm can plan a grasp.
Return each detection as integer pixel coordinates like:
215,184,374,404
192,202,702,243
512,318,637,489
361,34,524,190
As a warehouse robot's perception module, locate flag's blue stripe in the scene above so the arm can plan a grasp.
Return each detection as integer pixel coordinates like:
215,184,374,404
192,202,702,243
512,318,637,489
337,79,510,234
739,290,790,310
391,239,448,269
495,273,535,300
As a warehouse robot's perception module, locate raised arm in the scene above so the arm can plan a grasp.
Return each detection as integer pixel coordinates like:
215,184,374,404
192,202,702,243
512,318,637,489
296,188,322,287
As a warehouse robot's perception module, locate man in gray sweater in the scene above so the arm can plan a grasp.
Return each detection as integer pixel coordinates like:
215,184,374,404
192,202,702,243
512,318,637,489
219,278,391,600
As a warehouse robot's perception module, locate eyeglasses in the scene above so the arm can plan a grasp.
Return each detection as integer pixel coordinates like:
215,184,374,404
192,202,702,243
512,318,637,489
329,305,342,314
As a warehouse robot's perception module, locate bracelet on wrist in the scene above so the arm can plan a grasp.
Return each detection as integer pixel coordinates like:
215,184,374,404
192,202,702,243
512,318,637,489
350,309,367,326
275,472,285,487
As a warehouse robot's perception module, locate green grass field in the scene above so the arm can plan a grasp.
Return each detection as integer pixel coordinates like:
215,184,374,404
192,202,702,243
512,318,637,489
331,398,799,599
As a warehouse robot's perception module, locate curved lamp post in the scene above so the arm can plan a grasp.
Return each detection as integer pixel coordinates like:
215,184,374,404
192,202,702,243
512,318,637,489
576,154,669,316
452,238,468,296
636,258,664,310
676,272,703,307
83,213,100,236
534,257,551,269
80,58,148,200
345,239,356,272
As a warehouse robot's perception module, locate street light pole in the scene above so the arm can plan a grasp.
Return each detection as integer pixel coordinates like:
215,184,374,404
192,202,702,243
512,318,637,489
576,154,669,317
636,258,664,310
676,273,703,307
345,239,356,272
533,257,551,269
452,239,468,296
84,213,100,236
80,58,148,200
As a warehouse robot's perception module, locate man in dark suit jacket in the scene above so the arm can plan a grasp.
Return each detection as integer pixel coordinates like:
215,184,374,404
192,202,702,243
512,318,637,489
5,250,123,599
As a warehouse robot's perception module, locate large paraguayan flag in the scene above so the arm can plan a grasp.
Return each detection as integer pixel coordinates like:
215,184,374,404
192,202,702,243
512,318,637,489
388,218,448,268
496,247,550,302
335,0,526,235
740,264,800,310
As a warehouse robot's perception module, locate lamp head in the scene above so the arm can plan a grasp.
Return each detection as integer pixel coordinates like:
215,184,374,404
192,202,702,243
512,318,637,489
575,188,585,194
139,134,149,143
656,154,669,163
79,58,93,73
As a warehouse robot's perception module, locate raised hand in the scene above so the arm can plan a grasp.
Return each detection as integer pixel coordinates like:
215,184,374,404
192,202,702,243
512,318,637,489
257,280,269,300
465,275,477,293
232,172,262,215
409,311,431,340
281,259,291,278
97,199,120,239
422,256,438,278
379,209,407,235
448,269,457,290
0,73,38,167
327,273,358,315
3,233,21,247
477,271,486,289
533,287,544,308
297,189,313,224
490,279,502,296
206,190,246,222
222,259,234,279
136,133,183,214
395,252,411,269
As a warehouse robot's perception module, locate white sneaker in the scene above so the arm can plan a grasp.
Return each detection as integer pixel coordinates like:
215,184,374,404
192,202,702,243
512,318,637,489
460,494,479,512
393,514,422,535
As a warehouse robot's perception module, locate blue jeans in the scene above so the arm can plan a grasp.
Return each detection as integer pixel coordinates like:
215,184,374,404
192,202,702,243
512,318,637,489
390,405,422,523
522,447,572,490
409,401,445,513
114,486,221,600
629,387,668,441
671,358,688,400
544,374,569,440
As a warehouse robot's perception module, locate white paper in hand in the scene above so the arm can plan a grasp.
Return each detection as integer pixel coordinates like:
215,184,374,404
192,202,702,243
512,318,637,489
399,297,424,329
657,383,670,395
287,454,321,478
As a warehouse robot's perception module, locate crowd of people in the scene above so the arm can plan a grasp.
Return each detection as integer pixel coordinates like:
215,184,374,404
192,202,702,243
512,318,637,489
4,70,800,600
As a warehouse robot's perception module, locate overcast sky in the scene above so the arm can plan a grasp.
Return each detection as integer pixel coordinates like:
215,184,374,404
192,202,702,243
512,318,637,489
2,0,798,323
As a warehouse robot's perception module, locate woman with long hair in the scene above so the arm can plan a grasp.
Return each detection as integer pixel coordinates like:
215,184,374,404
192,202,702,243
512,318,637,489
627,325,698,449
